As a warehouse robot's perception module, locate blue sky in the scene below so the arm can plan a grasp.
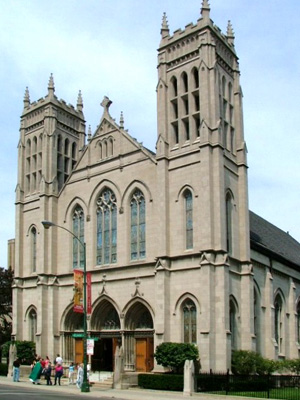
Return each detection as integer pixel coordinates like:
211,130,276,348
0,0,299,268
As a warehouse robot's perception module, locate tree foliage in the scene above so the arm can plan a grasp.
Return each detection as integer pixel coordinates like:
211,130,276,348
231,350,278,375
154,342,199,373
0,267,13,345
2,340,36,365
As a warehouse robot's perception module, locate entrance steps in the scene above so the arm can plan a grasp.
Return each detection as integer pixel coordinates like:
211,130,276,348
89,371,113,389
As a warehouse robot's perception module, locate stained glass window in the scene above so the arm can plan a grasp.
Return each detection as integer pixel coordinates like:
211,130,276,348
274,295,283,352
183,299,196,343
130,190,146,260
73,206,84,269
96,188,117,265
185,190,193,249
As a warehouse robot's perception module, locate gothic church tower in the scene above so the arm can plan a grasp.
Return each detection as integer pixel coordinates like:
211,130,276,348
15,75,85,277
155,1,252,370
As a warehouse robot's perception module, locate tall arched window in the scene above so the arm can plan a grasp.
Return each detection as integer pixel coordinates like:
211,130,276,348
254,286,261,353
31,227,37,273
229,298,238,350
28,308,37,342
96,188,117,265
73,206,84,269
182,299,197,343
184,190,193,249
297,301,300,343
226,191,233,254
130,189,146,260
182,72,188,93
274,294,283,353
170,76,178,97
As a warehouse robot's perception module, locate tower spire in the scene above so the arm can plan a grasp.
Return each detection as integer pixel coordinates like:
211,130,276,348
23,87,30,108
77,90,83,112
226,20,235,46
48,73,55,97
161,12,169,39
201,0,210,21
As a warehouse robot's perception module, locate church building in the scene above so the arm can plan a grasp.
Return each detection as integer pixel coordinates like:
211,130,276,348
12,1,300,374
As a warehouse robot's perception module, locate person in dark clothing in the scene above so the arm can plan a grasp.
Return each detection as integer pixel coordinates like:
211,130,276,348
44,362,53,385
13,358,21,382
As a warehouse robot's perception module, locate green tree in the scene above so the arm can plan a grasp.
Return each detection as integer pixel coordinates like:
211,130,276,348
231,350,278,375
154,342,199,374
0,267,13,350
2,340,36,365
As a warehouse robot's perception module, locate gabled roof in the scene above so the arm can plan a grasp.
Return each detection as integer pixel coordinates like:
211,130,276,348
250,211,300,268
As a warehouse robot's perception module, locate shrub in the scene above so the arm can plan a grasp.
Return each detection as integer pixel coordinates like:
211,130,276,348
0,363,8,376
154,342,199,374
231,350,277,375
138,373,183,391
1,340,35,365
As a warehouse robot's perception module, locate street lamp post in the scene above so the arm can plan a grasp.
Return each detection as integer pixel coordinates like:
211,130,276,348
42,220,90,393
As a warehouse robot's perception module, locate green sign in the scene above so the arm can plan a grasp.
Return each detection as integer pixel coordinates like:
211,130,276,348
88,337,99,341
72,333,84,338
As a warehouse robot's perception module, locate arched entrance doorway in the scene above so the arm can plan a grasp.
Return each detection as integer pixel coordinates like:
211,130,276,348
63,307,84,364
90,299,121,372
124,302,154,372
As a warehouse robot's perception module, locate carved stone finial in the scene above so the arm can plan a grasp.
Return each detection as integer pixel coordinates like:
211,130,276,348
87,125,92,142
227,20,235,46
120,111,124,128
77,90,83,112
161,12,169,39
48,73,55,97
201,0,210,21
23,87,30,108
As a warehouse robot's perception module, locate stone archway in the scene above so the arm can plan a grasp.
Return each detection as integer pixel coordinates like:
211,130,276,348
124,302,154,372
90,299,121,372
62,307,84,364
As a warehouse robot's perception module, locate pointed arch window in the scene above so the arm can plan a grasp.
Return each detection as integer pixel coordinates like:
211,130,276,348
182,299,197,343
297,302,300,343
229,298,238,350
184,190,193,249
31,227,37,273
130,189,146,260
28,308,37,342
226,191,233,254
170,76,178,97
96,188,117,265
254,287,261,353
274,294,283,353
73,206,84,269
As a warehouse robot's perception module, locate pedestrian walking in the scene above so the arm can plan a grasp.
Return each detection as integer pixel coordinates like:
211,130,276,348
13,358,21,382
54,363,63,385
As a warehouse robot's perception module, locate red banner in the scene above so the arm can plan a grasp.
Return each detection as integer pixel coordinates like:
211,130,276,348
73,269,84,313
87,272,92,315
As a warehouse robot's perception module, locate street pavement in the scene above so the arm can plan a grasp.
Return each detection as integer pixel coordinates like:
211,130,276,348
0,376,276,400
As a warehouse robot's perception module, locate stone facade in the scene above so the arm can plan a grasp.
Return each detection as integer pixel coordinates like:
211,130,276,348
12,1,300,373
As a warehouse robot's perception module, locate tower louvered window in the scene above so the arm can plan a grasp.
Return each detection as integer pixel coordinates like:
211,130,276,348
185,190,193,249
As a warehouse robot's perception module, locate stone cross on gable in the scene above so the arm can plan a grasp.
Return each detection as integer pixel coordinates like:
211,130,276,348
101,96,112,113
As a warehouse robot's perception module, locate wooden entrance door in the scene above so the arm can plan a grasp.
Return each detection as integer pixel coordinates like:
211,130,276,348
75,338,83,364
135,338,154,372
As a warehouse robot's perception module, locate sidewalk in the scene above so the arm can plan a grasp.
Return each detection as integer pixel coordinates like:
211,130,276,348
0,375,269,400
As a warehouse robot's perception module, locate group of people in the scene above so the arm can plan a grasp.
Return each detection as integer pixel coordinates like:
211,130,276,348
27,354,87,388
